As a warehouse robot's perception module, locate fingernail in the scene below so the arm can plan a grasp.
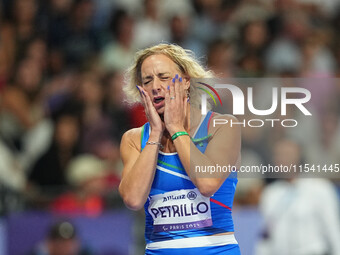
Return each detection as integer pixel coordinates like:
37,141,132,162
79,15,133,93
167,85,170,90
136,85,142,95
179,77,182,82
175,74,179,79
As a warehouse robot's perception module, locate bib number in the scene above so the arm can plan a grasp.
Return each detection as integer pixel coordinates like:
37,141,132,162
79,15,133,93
148,188,212,232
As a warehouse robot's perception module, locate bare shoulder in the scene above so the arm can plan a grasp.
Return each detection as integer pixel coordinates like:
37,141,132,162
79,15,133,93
121,126,144,151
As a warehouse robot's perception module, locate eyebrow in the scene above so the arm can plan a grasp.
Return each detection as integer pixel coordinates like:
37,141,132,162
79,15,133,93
142,75,153,81
142,72,171,81
158,72,170,76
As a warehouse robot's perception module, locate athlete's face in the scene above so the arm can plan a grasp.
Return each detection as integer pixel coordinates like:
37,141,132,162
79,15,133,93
140,54,185,114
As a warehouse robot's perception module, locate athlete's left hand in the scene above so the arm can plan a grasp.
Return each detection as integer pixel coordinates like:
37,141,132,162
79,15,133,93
164,74,188,135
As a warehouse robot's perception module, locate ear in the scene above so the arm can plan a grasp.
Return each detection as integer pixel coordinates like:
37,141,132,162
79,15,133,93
183,76,190,90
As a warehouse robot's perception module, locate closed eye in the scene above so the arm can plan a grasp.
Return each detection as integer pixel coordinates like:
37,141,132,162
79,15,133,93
143,80,152,85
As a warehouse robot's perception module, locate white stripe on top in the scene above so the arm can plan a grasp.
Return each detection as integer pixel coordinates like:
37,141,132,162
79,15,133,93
156,165,191,181
146,234,238,249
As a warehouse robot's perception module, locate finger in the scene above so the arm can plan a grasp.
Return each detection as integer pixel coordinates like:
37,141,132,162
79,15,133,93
137,86,146,105
175,74,181,101
139,86,159,118
165,83,170,106
138,86,151,108
183,90,187,105
183,91,188,116
137,86,150,118
169,75,176,100
179,76,186,106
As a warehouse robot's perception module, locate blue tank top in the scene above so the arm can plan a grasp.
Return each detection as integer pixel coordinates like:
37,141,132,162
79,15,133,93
141,111,238,245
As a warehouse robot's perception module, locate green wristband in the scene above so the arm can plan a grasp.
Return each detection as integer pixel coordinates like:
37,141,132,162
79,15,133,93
171,131,189,141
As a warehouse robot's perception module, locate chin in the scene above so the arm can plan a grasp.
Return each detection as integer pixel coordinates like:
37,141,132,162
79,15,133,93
155,106,165,115
156,109,164,120
157,110,165,117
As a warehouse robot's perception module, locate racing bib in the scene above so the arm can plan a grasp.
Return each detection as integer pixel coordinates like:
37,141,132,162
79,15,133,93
148,188,212,232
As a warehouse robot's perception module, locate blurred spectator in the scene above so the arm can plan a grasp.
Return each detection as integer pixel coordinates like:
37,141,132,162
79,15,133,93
206,39,235,77
237,53,264,77
304,111,340,165
300,31,336,76
238,20,269,58
99,9,135,72
236,20,268,77
0,19,15,87
27,111,80,205
56,0,100,67
235,147,264,206
50,155,119,216
169,14,204,57
1,57,45,148
0,138,25,192
265,10,311,74
29,220,93,255
0,57,53,172
191,0,227,44
7,0,44,65
296,0,340,17
134,0,170,48
0,1,338,253
75,73,117,155
255,139,340,255
103,71,134,141
26,37,49,71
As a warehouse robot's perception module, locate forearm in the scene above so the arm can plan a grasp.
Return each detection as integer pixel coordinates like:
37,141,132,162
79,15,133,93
172,134,229,197
119,132,161,210
171,123,240,197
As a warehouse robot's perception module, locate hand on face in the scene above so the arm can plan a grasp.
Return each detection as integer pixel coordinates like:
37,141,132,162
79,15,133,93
137,74,189,136
139,54,189,136
164,74,189,135
136,85,164,135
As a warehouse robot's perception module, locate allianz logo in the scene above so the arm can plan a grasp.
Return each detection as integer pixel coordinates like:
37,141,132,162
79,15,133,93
162,194,185,202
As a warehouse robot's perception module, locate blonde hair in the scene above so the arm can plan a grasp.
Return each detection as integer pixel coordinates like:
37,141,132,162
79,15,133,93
123,43,213,107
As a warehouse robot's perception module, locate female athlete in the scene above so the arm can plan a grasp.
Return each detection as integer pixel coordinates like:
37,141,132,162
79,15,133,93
119,44,241,255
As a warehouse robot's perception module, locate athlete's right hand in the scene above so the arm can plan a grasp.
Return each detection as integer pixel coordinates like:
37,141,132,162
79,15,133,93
137,85,164,137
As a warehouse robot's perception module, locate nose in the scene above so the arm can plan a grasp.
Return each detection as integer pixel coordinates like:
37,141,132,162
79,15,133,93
151,77,163,95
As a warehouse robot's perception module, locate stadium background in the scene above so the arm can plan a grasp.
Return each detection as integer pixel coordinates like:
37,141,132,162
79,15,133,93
0,0,339,254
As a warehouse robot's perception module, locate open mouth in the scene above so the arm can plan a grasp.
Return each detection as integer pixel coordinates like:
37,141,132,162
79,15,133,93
153,96,165,104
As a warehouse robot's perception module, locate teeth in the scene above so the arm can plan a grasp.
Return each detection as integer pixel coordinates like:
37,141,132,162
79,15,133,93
154,97,164,103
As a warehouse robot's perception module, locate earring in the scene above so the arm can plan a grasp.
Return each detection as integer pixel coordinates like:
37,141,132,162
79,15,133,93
186,90,190,102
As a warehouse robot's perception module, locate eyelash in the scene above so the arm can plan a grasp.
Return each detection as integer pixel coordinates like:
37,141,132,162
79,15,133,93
143,77,169,85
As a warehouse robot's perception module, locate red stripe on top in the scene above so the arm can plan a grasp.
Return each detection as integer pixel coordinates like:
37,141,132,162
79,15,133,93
207,112,215,131
210,198,232,211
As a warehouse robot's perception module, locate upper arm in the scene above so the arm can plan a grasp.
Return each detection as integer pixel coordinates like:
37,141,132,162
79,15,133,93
120,128,142,179
189,114,241,196
204,114,241,170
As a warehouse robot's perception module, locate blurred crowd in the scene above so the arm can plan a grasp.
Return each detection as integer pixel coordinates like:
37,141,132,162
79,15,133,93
0,0,339,222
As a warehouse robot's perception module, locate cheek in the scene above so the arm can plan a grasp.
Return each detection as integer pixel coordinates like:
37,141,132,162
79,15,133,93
141,84,152,93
